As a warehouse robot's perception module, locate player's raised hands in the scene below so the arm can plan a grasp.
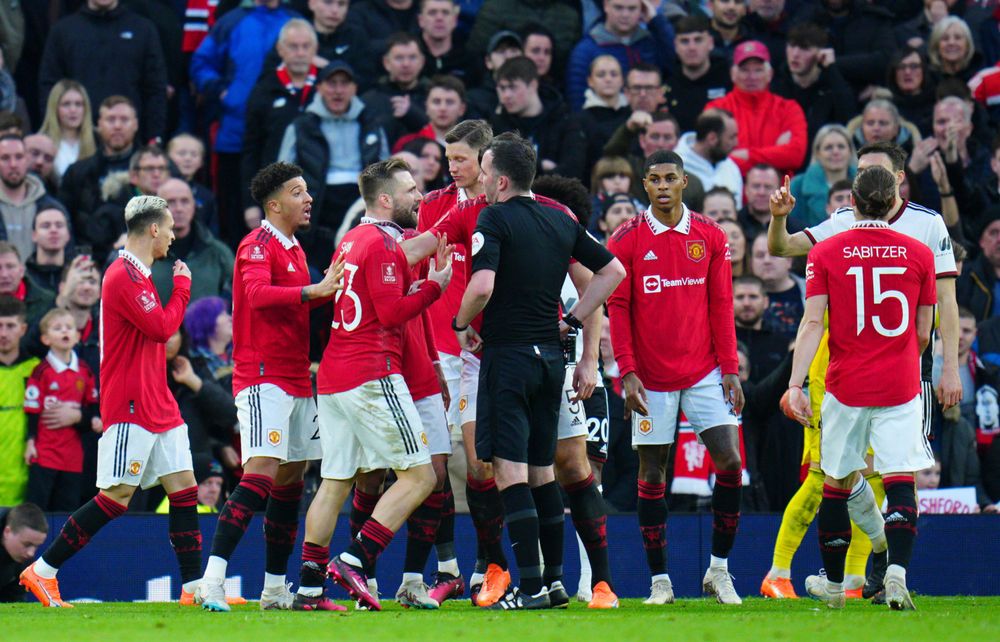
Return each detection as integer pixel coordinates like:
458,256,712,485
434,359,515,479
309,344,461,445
769,175,796,218
428,233,454,290
173,259,192,280
304,255,346,300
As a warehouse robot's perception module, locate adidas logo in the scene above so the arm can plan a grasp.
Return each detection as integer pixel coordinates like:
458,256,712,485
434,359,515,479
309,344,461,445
49,382,60,390
885,512,908,524
644,250,658,261
571,417,583,426
825,538,850,547
287,262,296,272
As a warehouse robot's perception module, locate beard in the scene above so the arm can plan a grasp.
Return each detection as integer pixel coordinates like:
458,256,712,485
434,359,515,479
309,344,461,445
1,175,24,190
391,202,418,229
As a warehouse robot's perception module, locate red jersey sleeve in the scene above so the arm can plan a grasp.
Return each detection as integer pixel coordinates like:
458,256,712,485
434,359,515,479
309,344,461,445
240,241,304,310
421,309,439,364
805,246,829,298
365,246,442,328
707,229,738,376
607,226,638,379
432,201,477,248
123,274,192,343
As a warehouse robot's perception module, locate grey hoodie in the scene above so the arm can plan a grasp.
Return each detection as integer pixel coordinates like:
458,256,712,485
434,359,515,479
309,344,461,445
0,174,54,259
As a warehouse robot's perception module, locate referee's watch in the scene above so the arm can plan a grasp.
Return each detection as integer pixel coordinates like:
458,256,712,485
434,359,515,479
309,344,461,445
562,312,584,330
452,317,469,332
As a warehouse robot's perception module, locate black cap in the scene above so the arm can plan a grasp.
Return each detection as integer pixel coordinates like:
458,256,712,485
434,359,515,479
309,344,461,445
601,192,636,218
195,459,224,484
318,60,356,82
487,30,523,55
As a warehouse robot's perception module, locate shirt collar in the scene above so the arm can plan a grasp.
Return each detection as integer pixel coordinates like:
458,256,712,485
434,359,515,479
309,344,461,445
119,249,151,278
46,350,79,373
850,219,891,230
260,219,298,250
360,216,405,240
643,204,691,235
457,187,469,203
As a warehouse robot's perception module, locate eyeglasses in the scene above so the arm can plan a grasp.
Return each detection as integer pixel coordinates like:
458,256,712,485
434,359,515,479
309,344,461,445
138,165,168,174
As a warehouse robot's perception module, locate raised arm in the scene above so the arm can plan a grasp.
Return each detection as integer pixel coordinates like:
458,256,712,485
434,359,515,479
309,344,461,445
768,175,815,257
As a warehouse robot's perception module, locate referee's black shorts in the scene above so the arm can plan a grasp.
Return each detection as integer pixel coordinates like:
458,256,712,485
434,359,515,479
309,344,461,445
475,343,565,466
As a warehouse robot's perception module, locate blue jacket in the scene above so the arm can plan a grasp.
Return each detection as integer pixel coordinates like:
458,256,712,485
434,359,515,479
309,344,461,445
789,162,857,228
190,4,297,153
565,16,674,111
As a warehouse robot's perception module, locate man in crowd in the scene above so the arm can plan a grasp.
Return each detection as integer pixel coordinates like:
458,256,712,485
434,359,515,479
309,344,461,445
0,242,55,329
25,207,72,294
418,0,472,82
705,41,807,176
675,109,743,208
0,297,40,506
733,274,790,384
23,135,58,196
664,16,731,133
361,33,431,147
0,135,64,260
0,503,48,602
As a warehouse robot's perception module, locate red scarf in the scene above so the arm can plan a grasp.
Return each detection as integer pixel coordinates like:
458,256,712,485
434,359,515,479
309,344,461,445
11,279,26,301
275,63,317,109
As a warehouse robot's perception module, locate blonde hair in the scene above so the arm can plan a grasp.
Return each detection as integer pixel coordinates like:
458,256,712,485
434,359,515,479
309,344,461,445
811,124,856,166
39,79,97,161
39,308,75,337
928,17,975,71
590,156,634,195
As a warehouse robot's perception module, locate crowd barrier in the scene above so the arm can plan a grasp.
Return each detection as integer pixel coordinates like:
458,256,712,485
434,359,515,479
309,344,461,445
40,513,1000,602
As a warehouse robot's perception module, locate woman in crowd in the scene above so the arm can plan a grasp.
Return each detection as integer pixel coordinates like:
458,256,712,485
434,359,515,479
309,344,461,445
790,124,857,227
38,79,96,179
929,16,982,84
589,156,642,233
719,219,748,277
888,46,936,137
579,55,629,173
848,97,921,156
184,296,233,385
403,137,447,192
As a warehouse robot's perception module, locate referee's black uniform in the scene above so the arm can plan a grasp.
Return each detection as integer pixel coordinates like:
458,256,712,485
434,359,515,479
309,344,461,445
471,195,615,466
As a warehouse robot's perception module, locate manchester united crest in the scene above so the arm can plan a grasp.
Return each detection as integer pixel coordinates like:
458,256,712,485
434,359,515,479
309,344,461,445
638,419,653,434
687,240,706,262
129,460,142,475
268,430,282,446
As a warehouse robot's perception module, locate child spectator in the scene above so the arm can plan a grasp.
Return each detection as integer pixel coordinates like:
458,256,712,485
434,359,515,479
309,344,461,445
166,133,218,235
23,308,100,512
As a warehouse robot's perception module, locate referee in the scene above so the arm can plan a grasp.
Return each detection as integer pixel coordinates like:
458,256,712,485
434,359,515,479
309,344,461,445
453,133,625,609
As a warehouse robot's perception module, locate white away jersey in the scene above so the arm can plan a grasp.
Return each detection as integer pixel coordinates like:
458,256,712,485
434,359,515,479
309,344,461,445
804,200,957,278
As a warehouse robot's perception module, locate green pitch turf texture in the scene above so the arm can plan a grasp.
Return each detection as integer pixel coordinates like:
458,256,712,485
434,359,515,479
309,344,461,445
3,597,998,641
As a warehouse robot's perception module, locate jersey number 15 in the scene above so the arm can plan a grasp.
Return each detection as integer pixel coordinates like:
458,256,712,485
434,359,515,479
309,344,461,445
846,266,909,338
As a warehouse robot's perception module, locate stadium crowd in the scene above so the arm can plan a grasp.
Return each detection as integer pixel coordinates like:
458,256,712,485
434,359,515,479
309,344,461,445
2,0,1000,598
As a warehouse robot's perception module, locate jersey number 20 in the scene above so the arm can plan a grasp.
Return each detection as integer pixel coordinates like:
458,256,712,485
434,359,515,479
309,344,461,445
846,266,908,337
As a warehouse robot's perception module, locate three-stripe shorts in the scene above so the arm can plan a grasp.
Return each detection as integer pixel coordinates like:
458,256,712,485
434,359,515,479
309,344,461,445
317,374,431,480
235,383,320,464
96,422,193,490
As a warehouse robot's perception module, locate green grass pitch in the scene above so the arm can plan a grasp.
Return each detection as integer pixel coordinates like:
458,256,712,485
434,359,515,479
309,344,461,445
3,597,999,642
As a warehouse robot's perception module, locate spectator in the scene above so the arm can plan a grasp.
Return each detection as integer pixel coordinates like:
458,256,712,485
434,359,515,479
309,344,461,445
418,0,472,82
743,0,792,70
166,134,218,236
521,23,557,83
151,179,233,304
59,96,138,234
0,296,39,506
0,113,23,138
278,61,389,250
0,242,55,329
347,0,421,57
578,56,630,172
738,163,791,242
719,218,749,276
589,155,641,228
928,16,982,83
957,212,1000,321
86,145,170,257
792,0,898,94
37,80,97,181
749,233,804,339
307,0,377,88
191,0,297,242
596,192,637,241
895,0,950,49
0,135,64,259
468,0,581,72
0,503,47,602
703,186,739,222
49,256,102,381
360,32,431,147
184,296,233,383
770,21,856,148
565,0,674,110
23,135,59,195
242,19,320,229
707,0,749,62
733,274,790,384
887,46,936,137
596,63,666,164
664,16,732,133
401,137,447,191
825,178,853,214
490,56,586,179
789,124,857,227
23,308,100,512
393,75,467,151
603,111,704,207
25,207,72,294
916,457,941,490
848,97,922,157
155,460,226,514
465,30,523,119
705,41,808,176
675,108,743,208
39,0,167,143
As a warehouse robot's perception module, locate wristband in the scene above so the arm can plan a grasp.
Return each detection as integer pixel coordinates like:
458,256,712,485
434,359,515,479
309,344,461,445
562,312,584,330
451,317,468,332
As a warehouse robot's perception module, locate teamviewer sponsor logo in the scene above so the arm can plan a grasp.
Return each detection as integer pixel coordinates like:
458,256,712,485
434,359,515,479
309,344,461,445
643,275,662,293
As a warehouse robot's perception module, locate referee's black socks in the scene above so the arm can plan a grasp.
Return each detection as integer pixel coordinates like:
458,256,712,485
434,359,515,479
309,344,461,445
565,473,612,589
499,483,543,595
531,481,564,587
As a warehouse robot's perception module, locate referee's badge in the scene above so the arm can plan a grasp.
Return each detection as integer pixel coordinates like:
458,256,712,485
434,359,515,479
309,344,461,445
471,232,484,255
686,240,706,262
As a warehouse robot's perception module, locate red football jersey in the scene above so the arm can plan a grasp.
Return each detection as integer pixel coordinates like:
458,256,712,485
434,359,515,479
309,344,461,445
417,184,470,358
232,220,314,398
806,221,937,407
317,220,442,394
607,207,738,392
24,352,98,473
99,251,189,433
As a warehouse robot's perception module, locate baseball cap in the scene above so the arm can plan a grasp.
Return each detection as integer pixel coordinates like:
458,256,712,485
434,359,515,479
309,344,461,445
487,30,523,55
601,193,636,218
733,40,770,66
195,459,224,484
318,60,356,82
